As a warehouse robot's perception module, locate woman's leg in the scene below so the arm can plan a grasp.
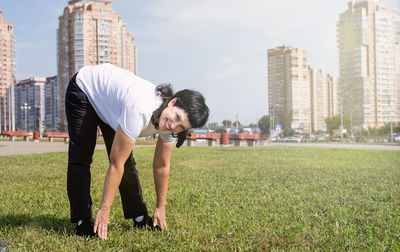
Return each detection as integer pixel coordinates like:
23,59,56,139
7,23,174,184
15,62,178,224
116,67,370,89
98,121,148,219
65,77,99,223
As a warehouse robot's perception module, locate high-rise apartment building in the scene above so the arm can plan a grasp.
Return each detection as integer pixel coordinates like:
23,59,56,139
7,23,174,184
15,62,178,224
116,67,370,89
57,0,137,131
268,46,311,133
0,9,16,132
337,0,400,129
310,69,339,131
14,78,46,133
44,76,59,132
327,75,339,119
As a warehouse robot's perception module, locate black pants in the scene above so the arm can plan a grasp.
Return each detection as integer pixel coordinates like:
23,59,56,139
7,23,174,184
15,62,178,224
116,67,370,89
65,74,148,223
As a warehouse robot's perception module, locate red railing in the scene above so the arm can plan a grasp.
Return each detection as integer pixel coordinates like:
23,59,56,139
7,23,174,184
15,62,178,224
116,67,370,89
44,132,69,138
1,131,32,137
187,133,221,140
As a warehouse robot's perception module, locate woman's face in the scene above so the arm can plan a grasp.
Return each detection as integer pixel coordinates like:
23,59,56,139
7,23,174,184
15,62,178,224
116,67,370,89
158,98,192,133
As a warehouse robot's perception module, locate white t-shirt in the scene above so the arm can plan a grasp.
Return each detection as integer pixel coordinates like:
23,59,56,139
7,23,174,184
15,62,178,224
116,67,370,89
75,63,175,143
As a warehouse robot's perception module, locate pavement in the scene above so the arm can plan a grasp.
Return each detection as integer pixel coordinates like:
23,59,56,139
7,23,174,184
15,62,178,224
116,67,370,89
0,140,399,156
0,140,106,156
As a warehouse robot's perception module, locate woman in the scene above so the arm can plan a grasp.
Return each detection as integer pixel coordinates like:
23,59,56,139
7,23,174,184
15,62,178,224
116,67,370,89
65,63,209,239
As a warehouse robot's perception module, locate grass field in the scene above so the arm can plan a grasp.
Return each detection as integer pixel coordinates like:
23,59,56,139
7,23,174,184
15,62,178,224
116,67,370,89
0,146,399,251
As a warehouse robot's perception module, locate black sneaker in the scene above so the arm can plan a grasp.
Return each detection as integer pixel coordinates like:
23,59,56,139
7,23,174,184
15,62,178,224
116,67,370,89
133,215,161,231
74,220,96,237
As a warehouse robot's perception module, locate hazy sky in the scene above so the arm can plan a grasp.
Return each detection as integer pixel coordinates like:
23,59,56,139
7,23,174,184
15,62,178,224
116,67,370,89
1,0,399,125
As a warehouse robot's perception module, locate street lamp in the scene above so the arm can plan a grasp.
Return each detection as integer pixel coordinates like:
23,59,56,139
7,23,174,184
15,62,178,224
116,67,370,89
340,98,343,142
389,99,394,143
272,104,280,137
21,102,31,131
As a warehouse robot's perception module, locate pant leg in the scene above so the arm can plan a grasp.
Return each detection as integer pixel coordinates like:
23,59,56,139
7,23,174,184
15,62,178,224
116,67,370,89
65,76,99,223
98,121,148,219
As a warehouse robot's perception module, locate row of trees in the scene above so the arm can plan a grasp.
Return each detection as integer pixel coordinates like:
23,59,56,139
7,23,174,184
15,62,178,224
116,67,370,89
324,115,400,136
208,115,400,136
209,116,271,134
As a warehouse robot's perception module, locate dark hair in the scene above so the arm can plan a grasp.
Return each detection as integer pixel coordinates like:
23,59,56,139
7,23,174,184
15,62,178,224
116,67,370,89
151,84,210,148
151,84,174,129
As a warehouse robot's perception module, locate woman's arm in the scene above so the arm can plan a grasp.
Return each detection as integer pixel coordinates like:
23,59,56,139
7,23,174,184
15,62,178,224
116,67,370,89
152,136,174,229
94,126,135,239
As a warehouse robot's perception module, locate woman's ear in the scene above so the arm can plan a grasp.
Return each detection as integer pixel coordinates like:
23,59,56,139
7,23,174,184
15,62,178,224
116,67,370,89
168,97,177,107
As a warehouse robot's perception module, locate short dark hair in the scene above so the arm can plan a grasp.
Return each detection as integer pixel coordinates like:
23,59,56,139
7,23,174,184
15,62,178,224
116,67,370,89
152,85,209,148
172,89,209,129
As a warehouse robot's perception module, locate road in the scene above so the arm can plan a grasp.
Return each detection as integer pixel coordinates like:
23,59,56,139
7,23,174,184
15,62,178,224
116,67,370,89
262,142,400,151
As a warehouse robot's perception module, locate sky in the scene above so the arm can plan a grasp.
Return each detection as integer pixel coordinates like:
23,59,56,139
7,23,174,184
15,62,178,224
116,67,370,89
1,0,399,126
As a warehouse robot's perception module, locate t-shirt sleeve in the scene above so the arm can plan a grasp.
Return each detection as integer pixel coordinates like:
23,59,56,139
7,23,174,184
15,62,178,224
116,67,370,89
117,105,148,141
159,132,176,143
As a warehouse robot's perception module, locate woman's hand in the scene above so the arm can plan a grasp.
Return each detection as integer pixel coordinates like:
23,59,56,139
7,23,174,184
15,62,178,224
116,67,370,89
93,126,135,240
94,207,111,240
152,138,173,231
153,207,167,230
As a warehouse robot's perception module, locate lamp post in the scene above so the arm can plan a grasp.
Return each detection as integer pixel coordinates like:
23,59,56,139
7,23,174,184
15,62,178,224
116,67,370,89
340,98,343,142
272,105,275,136
390,107,394,143
272,104,280,137
390,105,393,143
21,103,31,131
390,120,393,142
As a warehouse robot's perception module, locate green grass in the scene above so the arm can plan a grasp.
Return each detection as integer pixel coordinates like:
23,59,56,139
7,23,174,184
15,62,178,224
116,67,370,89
0,146,399,251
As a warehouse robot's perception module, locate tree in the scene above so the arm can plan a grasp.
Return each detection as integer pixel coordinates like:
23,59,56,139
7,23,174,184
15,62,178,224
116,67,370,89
222,120,232,128
257,115,271,134
208,122,219,130
324,115,351,135
377,122,400,135
248,123,257,129
394,123,400,134
215,126,226,133
232,121,242,129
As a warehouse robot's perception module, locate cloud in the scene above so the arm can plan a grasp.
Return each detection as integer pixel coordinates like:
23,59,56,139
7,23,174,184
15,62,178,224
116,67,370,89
204,56,241,80
136,0,347,61
220,56,235,66
146,0,320,25
16,42,34,49
144,0,330,33
101,0,400,124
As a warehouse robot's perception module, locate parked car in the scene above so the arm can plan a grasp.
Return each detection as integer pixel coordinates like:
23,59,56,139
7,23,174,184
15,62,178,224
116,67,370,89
329,135,341,142
387,133,400,142
270,136,281,142
293,134,303,142
355,136,367,142
315,134,327,142
284,136,301,143
305,134,316,142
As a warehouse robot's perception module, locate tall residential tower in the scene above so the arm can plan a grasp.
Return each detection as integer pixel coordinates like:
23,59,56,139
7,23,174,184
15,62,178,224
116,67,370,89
0,9,16,132
337,0,400,129
14,78,46,133
268,46,312,133
57,0,137,131
310,69,338,131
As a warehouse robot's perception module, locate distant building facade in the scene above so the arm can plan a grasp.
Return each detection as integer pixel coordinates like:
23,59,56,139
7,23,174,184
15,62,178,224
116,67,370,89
57,0,137,131
327,75,339,120
337,0,400,129
14,78,46,133
310,69,338,131
44,76,59,132
0,9,16,132
268,46,312,133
